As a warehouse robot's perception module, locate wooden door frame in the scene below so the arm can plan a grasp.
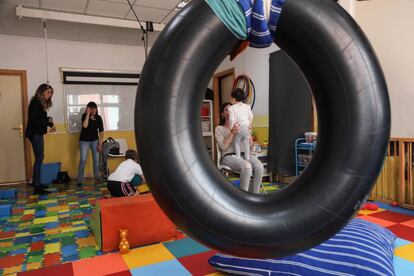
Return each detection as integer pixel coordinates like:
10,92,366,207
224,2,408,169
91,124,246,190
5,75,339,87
212,68,235,128
0,69,31,183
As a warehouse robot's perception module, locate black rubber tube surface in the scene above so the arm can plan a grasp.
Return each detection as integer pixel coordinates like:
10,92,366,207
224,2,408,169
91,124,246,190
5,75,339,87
135,0,390,258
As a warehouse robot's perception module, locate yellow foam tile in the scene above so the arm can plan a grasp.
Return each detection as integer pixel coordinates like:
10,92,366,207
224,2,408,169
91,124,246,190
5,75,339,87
205,273,226,276
45,242,61,254
358,208,385,216
77,237,98,248
73,221,85,226
26,262,42,271
80,204,90,208
38,199,58,205
45,229,60,235
0,241,13,247
395,243,414,262
3,265,22,274
121,243,175,269
47,206,65,213
61,226,88,233
23,209,35,215
33,216,58,224
15,233,29,237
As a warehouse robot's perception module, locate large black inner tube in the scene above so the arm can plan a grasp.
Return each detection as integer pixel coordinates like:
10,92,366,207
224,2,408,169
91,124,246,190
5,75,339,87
135,0,390,258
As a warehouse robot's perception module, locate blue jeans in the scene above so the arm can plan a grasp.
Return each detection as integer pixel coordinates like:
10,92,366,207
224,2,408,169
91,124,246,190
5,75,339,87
30,134,44,187
78,140,100,182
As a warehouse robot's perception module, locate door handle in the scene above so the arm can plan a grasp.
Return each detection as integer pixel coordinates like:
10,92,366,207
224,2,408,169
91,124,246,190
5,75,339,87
12,124,23,137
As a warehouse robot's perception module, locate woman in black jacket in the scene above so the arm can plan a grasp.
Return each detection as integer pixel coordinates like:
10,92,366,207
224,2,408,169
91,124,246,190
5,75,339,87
25,83,55,195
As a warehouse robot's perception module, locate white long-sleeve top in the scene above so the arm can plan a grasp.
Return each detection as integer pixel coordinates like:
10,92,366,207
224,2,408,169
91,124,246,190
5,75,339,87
228,102,253,128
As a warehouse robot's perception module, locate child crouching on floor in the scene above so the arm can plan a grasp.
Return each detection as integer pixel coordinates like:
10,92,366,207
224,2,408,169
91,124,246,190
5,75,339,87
107,149,146,197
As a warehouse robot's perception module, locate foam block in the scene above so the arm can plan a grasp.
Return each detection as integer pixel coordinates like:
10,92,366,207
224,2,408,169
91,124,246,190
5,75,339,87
40,162,61,185
93,194,177,253
2,189,17,199
0,204,12,217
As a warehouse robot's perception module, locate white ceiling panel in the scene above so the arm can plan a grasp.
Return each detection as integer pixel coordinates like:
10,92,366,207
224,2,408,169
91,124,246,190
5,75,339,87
161,11,177,24
135,0,180,10
87,0,130,18
41,0,88,13
2,0,40,8
126,5,169,23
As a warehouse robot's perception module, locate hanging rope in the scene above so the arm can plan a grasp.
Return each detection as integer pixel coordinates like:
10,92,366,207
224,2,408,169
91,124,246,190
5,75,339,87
233,74,256,109
126,0,148,59
42,19,50,84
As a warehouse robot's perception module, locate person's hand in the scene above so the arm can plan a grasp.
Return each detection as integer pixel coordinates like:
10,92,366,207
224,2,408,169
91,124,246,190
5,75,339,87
231,122,240,135
97,144,103,152
49,125,56,133
48,116,53,124
86,107,91,115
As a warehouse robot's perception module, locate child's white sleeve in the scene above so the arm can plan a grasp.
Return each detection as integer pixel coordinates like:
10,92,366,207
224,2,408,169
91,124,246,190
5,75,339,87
134,163,143,176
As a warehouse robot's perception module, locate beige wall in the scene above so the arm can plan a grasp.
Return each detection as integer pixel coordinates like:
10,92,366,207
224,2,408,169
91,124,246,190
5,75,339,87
356,0,414,137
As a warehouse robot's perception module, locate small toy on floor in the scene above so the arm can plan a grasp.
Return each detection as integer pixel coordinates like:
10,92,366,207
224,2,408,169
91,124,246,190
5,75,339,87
361,202,379,211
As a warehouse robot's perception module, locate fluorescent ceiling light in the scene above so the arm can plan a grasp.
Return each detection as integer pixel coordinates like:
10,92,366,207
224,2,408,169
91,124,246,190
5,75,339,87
16,5,165,32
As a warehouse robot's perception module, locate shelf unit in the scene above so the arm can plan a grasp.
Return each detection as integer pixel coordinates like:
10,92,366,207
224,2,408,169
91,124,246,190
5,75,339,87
201,100,214,160
295,138,316,176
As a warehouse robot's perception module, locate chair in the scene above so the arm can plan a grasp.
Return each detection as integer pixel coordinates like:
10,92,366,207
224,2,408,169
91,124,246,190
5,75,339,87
216,144,267,193
106,138,128,175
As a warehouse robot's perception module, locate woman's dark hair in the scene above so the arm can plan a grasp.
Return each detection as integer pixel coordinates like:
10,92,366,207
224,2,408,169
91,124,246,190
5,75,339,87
32,83,53,110
125,149,138,161
219,102,232,126
86,101,98,116
230,88,245,102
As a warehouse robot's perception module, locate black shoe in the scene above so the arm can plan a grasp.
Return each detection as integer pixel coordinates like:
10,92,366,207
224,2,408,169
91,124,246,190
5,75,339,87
33,187,51,195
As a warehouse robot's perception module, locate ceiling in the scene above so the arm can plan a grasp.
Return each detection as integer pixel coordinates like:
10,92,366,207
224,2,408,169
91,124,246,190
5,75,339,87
0,0,186,46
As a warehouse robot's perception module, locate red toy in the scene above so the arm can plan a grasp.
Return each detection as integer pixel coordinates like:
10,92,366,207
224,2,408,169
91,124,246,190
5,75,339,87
391,201,399,207
361,202,378,211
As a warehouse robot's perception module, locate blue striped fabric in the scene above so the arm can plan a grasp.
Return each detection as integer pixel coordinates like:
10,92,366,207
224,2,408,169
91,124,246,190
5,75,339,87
237,0,286,48
209,219,396,275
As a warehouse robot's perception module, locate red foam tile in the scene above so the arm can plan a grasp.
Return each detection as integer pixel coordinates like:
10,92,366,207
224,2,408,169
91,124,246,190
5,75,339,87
104,270,132,276
0,231,15,239
387,224,414,242
17,262,73,276
72,253,129,276
44,253,61,267
31,241,45,252
369,210,414,223
22,214,34,221
400,219,414,228
178,250,218,275
358,215,397,227
0,254,25,269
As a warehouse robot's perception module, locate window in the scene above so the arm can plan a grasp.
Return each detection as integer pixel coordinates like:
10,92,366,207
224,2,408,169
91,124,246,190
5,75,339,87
62,69,139,132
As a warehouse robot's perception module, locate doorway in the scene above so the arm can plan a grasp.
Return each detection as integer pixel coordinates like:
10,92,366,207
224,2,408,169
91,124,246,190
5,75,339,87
0,70,30,184
212,68,235,127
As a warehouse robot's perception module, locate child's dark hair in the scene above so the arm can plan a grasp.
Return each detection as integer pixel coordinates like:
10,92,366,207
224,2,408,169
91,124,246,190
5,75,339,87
125,149,138,161
231,88,245,102
86,101,98,115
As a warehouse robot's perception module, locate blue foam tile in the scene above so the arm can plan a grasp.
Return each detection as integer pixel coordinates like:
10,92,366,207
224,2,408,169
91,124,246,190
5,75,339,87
14,236,33,244
3,189,17,199
10,248,28,255
130,259,191,276
35,210,47,217
394,256,414,276
396,238,412,248
32,234,46,242
62,254,79,262
45,222,60,229
0,190,3,199
163,237,210,258
62,244,78,257
375,201,414,216
75,230,90,239
0,204,12,217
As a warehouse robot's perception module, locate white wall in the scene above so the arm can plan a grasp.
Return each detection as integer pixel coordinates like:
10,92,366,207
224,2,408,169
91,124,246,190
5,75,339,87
356,0,414,137
0,34,146,122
